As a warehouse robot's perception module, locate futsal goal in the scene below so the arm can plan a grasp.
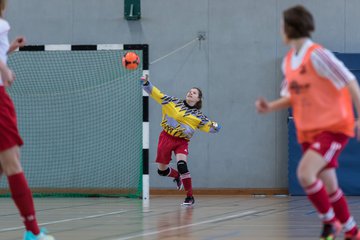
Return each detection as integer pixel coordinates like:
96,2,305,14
0,44,149,200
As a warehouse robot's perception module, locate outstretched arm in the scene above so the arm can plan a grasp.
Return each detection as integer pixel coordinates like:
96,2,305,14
198,118,221,133
7,36,26,54
209,121,221,133
141,74,173,105
255,97,291,114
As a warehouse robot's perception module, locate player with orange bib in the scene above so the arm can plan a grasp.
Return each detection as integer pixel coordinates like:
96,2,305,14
256,5,360,240
141,74,221,206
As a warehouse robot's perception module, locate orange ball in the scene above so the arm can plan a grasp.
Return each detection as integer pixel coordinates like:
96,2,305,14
122,52,140,70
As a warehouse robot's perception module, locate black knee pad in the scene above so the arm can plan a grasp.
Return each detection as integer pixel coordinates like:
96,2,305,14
177,160,189,175
158,168,170,176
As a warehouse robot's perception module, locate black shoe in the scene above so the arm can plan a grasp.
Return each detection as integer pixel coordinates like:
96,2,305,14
181,196,195,206
173,177,183,190
320,221,341,240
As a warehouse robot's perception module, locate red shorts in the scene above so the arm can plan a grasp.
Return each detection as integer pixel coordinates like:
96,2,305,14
0,87,23,151
301,131,349,169
156,131,189,165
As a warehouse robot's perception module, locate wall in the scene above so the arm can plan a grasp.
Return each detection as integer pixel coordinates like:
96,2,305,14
6,0,360,189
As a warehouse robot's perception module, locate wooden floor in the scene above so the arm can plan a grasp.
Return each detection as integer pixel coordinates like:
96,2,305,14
1,195,360,240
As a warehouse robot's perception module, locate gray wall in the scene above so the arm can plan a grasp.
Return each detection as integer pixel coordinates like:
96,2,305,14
6,0,360,189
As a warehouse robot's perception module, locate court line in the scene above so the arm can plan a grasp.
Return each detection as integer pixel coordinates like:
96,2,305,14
112,210,257,240
0,210,128,232
0,200,132,217
203,230,241,240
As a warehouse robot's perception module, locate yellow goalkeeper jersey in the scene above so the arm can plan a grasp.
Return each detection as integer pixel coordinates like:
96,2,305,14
143,81,220,140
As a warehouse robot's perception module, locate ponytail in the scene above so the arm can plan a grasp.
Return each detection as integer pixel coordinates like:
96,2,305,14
192,87,203,110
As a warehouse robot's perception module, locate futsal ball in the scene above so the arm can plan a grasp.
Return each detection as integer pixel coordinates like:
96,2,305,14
122,52,140,70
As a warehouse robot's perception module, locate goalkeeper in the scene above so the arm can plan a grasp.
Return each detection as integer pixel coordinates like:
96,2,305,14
141,74,221,206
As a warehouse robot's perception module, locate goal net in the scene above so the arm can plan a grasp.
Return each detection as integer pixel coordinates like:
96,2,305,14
0,45,147,198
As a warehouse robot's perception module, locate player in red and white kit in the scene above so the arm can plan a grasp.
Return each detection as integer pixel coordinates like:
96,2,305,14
256,5,360,240
0,1,55,240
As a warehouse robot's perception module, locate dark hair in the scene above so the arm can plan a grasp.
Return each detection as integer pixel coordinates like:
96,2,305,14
192,87,202,110
0,0,6,18
283,5,314,39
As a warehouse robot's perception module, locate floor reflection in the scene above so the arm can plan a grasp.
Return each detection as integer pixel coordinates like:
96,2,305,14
156,206,194,239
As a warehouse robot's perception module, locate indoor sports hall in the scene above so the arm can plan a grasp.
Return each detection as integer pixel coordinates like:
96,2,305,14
1,1,360,240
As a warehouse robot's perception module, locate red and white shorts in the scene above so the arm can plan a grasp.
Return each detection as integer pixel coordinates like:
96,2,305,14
156,131,189,165
301,131,349,169
0,87,23,151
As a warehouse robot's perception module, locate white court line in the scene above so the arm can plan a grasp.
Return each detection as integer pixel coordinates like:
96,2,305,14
0,210,127,232
113,210,256,240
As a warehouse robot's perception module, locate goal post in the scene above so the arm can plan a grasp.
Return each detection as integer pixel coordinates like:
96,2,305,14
0,44,149,201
